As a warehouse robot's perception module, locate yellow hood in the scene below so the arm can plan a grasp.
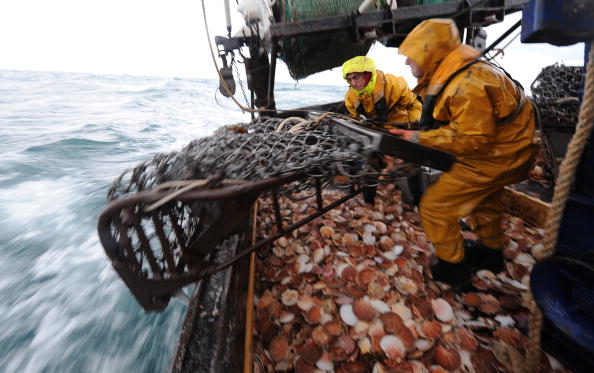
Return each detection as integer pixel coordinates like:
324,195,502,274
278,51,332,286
342,56,377,96
398,18,464,85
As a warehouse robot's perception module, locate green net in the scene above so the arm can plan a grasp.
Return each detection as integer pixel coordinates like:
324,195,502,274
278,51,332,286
416,0,456,5
278,0,388,79
282,0,382,22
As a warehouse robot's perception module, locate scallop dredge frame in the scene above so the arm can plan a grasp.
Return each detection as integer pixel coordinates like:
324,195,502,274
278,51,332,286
97,115,456,311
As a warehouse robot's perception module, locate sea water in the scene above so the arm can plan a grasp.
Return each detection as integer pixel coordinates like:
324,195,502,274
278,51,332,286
0,69,344,373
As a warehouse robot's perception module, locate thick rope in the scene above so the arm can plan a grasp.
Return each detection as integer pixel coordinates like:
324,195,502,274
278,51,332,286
524,41,594,373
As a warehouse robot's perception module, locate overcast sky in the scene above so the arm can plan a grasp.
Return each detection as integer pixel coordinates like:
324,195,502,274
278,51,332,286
0,0,585,90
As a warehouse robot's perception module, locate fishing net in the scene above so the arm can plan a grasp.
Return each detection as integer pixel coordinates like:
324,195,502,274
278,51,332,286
107,116,381,201
511,64,586,201
277,0,385,79
531,63,584,129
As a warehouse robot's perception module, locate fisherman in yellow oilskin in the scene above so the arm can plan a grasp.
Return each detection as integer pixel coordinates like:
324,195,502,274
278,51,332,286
342,56,422,129
390,19,538,286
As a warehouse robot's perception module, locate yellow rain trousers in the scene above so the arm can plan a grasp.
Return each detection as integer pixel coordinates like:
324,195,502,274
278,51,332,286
342,56,421,127
398,19,539,263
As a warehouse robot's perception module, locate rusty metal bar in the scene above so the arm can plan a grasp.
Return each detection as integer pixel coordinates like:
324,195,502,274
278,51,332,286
133,219,163,279
314,178,324,211
152,212,179,275
271,187,284,232
113,214,141,271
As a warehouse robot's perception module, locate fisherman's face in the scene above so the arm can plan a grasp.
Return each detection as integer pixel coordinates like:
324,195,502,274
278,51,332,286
405,57,424,78
346,72,371,91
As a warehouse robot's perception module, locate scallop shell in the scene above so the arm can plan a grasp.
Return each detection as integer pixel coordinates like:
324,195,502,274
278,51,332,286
379,236,396,251
478,294,501,315
323,320,344,336
414,338,434,352
267,300,283,319
297,295,314,312
369,299,390,313
257,292,275,309
343,360,367,373
395,276,418,295
514,252,536,267
410,296,433,320
460,292,481,308
312,248,326,264
356,338,371,355
343,233,361,248
279,311,295,324
281,289,299,306
329,346,348,362
335,335,356,354
432,298,454,323
397,324,416,352
294,357,315,373
305,305,323,324
493,327,527,349
379,312,405,334
299,340,323,364
269,334,290,362
341,266,358,282
277,236,289,248
410,360,430,373
315,351,334,371
340,304,359,326
456,328,478,351
418,320,442,339
499,294,522,310
311,325,331,346
434,345,461,371
380,335,406,360
391,301,413,321
374,221,388,234
428,365,449,373
352,299,376,321
357,268,376,288
367,282,386,299
320,225,335,238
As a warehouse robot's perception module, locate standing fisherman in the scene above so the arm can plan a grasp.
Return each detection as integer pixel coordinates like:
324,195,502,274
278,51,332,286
390,19,539,286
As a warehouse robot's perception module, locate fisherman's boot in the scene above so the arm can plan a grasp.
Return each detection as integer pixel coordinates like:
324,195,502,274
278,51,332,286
430,257,471,288
464,239,505,273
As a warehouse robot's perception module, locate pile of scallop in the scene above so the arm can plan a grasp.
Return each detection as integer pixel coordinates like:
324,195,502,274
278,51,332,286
252,183,569,373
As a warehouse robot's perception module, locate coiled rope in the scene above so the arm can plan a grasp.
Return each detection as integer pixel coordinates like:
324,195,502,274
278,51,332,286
524,41,594,373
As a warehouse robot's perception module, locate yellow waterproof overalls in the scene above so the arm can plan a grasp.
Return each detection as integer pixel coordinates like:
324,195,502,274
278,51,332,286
343,56,422,128
398,19,539,263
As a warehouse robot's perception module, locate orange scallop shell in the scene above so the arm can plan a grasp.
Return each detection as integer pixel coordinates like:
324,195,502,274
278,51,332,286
299,340,323,364
434,344,461,371
352,299,376,321
379,312,405,334
269,334,290,362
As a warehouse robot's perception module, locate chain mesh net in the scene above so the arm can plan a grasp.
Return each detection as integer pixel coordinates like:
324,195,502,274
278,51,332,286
107,116,379,201
531,63,584,129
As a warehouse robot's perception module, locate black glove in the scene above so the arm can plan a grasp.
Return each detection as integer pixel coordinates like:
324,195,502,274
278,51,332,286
362,185,377,205
360,116,383,129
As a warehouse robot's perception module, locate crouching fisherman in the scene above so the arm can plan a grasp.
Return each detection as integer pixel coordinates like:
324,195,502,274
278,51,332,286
342,56,422,129
390,19,539,286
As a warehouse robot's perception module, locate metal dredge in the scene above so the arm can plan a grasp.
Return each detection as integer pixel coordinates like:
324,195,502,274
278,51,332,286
532,63,585,129
108,115,377,202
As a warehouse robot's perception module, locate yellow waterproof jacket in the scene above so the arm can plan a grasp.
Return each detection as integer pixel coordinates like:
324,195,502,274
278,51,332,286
343,65,421,126
399,19,538,185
